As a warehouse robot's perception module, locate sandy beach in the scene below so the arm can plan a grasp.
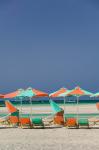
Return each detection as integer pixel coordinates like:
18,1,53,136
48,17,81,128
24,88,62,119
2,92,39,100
0,104,98,150
0,127,99,150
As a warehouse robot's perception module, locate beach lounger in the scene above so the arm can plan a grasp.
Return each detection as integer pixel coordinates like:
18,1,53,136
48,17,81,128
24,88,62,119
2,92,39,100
96,103,99,110
0,114,10,126
31,117,44,128
88,117,99,127
5,100,20,127
53,111,64,125
65,118,77,128
19,117,32,128
9,116,19,126
78,118,89,128
49,100,64,126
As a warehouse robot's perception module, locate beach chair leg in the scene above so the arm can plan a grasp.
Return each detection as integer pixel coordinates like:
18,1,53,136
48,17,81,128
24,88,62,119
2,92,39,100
76,124,79,129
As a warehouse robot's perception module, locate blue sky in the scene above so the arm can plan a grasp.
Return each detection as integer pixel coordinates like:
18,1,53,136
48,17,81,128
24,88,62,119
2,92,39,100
0,0,99,93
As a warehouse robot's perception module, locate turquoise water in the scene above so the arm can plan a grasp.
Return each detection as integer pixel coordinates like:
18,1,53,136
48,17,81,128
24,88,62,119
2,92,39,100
0,99,99,107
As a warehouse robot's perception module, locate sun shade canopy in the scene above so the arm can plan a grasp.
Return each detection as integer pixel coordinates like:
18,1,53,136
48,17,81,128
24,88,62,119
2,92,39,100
32,88,48,97
49,88,67,97
65,86,93,97
4,90,20,99
91,92,99,97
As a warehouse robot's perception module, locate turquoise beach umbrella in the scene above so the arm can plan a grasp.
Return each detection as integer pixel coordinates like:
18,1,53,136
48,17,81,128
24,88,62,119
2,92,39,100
17,87,35,117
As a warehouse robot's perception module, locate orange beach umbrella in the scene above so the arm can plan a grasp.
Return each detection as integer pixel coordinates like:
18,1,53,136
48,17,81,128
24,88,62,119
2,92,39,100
49,88,67,98
32,88,48,97
4,90,20,99
66,86,93,122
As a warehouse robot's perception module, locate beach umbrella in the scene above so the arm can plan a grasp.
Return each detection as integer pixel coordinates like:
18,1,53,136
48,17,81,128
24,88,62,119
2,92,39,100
4,89,25,114
62,86,93,123
19,87,35,117
21,87,49,117
49,88,69,121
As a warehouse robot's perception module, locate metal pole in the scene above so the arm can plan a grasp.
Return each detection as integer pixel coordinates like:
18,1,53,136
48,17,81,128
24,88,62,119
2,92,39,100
76,96,79,125
30,97,32,118
64,96,66,122
20,97,23,116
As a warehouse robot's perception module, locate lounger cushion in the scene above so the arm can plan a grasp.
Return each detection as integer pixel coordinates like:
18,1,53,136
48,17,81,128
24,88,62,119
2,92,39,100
9,116,19,124
19,117,31,125
31,118,43,125
66,118,77,127
78,118,89,126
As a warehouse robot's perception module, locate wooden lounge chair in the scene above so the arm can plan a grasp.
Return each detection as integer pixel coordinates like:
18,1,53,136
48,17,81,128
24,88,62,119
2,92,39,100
53,111,64,125
19,117,32,128
0,114,10,126
49,100,64,126
9,116,19,127
88,117,99,127
65,118,78,128
31,117,44,128
78,118,89,128
96,103,99,110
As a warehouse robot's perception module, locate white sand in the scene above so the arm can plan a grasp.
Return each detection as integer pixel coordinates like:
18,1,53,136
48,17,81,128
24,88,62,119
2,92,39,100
0,127,99,150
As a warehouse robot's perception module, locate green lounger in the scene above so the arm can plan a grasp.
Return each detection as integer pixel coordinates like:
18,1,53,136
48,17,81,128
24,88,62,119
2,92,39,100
78,118,89,128
31,118,44,128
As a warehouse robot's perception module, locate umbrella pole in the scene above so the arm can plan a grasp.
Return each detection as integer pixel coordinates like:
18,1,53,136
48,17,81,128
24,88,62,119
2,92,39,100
76,96,79,125
64,96,66,122
30,97,32,118
20,97,23,116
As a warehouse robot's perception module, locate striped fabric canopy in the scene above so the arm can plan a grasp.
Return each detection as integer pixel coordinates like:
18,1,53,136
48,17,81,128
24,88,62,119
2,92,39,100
17,87,48,98
4,88,48,99
4,89,24,99
49,88,67,97
32,88,48,97
64,86,93,97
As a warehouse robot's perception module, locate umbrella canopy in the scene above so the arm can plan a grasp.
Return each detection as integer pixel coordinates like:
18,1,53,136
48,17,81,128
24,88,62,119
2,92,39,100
49,100,63,114
4,91,19,99
4,89,24,99
0,94,4,98
4,89,25,115
49,88,67,98
63,86,93,97
17,88,35,98
91,92,99,97
58,90,72,97
64,86,93,123
16,87,48,98
32,88,48,97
